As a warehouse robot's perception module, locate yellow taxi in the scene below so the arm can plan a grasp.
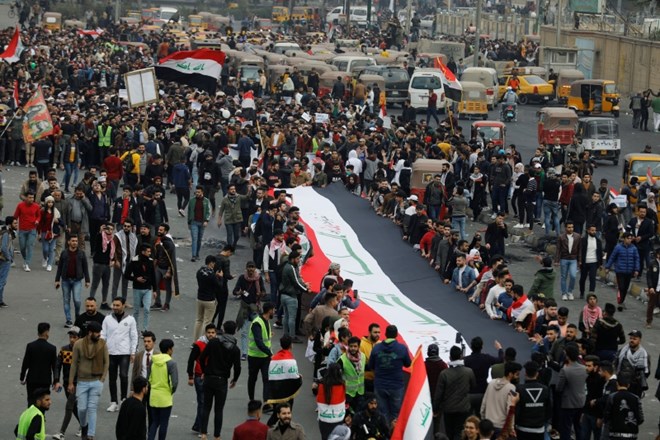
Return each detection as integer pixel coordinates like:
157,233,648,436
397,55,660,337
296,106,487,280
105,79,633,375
497,74,554,105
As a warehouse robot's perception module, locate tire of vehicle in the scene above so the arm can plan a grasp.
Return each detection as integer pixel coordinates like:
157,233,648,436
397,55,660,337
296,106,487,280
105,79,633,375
518,94,529,105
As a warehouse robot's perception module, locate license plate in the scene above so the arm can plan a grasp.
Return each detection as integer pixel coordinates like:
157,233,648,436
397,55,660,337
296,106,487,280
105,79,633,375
391,91,399,96
601,150,608,155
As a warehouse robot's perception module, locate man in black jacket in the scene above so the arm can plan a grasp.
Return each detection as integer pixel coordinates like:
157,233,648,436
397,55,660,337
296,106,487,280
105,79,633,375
20,322,60,406
579,224,603,299
581,355,605,440
603,374,644,440
627,204,654,276
645,247,660,328
124,244,157,332
464,337,504,415
515,361,552,440
199,320,242,440
115,376,148,440
153,223,178,311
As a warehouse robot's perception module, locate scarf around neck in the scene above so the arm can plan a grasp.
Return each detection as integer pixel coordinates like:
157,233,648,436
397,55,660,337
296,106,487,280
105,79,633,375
346,350,363,374
102,232,116,259
269,237,287,260
582,304,603,330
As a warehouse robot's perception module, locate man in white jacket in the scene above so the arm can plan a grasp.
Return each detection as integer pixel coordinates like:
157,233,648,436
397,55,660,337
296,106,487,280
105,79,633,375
101,296,138,412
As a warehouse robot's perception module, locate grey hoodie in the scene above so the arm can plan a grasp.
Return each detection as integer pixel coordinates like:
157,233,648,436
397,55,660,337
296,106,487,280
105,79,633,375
481,377,516,428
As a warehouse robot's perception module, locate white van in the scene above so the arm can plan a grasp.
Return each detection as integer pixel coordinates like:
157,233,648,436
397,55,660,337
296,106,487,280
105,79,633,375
331,55,377,74
460,67,498,109
326,6,370,24
408,69,446,110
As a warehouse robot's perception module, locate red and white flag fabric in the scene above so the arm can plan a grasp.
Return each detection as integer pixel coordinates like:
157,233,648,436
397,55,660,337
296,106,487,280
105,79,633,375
267,349,303,404
433,57,463,102
155,48,226,94
391,346,433,440
378,104,386,120
647,166,656,185
12,79,19,108
241,89,256,110
0,26,25,64
77,28,104,39
164,110,176,125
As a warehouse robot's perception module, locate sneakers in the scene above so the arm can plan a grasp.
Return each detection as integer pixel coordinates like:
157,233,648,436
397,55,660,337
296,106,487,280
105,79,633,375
241,354,247,361
64,321,73,328
272,321,283,329
46,264,52,272
53,433,65,440
151,303,162,310
107,402,119,412
524,224,530,228
654,307,660,315
24,264,31,272
76,428,82,437
513,223,525,229
617,303,626,312
567,293,575,301
162,303,170,312
42,260,48,268
178,209,185,217
561,294,568,301
0,302,8,308
490,213,497,219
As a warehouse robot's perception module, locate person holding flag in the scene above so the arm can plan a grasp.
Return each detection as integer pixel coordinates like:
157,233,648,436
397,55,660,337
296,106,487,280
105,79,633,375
265,334,303,425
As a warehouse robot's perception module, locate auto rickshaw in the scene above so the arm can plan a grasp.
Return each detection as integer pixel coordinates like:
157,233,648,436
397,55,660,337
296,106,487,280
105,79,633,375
63,19,85,29
188,15,202,30
623,153,660,186
552,68,584,104
267,65,289,95
471,121,506,147
410,159,451,201
567,79,620,117
319,71,343,98
359,73,386,97
417,53,447,68
457,81,488,120
42,12,61,31
537,107,578,146
576,117,621,165
272,6,289,22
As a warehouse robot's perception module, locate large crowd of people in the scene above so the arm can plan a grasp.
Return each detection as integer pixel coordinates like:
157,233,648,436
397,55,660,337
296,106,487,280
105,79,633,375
5,7,660,440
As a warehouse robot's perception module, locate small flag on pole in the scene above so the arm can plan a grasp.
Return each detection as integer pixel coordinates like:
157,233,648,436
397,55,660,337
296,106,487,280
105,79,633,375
0,26,25,64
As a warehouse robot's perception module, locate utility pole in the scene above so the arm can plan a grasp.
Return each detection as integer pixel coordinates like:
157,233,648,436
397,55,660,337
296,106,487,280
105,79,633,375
555,0,561,45
345,0,351,34
405,0,413,36
289,0,295,27
367,0,372,28
473,0,482,67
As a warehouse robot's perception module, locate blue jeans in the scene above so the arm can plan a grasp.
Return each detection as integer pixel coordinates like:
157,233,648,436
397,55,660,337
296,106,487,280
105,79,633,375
61,278,82,322
63,162,78,191
190,221,205,259
225,222,241,247
76,380,103,437
0,260,10,303
543,200,561,236
375,387,403,422
133,288,152,331
193,375,205,431
18,229,36,265
41,235,55,266
535,193,544,220
280,294,298,337
451,216,467,240
560,259,578,296
492,185,508,213
148,405,172,440
426,107,440,125
428,204,441,220
580,412,601,440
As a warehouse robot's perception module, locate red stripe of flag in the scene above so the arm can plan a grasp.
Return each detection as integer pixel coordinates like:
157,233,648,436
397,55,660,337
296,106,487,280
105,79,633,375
158,48,226,65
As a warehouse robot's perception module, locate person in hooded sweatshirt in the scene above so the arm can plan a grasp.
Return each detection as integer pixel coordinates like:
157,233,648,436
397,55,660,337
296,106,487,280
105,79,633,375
480,362,522,434
148,338,178,440
366,324,411,424
199,320,241,440
528,256,556,299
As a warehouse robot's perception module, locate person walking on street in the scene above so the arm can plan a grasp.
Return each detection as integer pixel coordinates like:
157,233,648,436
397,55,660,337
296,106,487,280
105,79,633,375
14,388,51,440
20,322,60,406
187,324,217,436
233,260,266,355
148,338,178,440
434,345,477,440
74,297,105,338
0,215,17,307
194,256,223,341
426,88,440,126
199,320,242,440
557,344,587,440
266,402,306,440
614,330,650,398
602,374,644,440
89,222,120,309
605,232,640,311
279,251,310,341
69,320,109,440
514,361,552,440
153,223,179,311
112,219,138,301
578,224,602,299
248,302,275,406
116,376,148,440
218,183,250,248
645,247,660,328
188,186,212,262
124,243,157,332
626,204,654,276
213,244,234,327
56,235,91,327
367,324,412,423
14,190,41,271
555,221,581,301
52,326,82,440
232,400,269,440
102,297,139,413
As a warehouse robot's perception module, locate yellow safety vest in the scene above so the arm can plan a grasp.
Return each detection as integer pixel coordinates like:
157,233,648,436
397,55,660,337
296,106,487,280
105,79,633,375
248,316,271,358
98,125,112,147
16,405,45,440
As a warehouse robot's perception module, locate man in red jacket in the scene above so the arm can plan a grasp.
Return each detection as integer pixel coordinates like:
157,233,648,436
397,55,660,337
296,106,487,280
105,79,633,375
233,400,268,440
13,190,41,272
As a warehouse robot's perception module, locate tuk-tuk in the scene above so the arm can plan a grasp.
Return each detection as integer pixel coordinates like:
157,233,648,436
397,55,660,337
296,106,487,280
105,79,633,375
553,69,584,104
471,121,506,147
417,53,447,68
622,153,660,186
267,65,290,94
255,18,273,30
272,6,289,22
319,71,342,98
42,12,61,31
457,81,488,120
537,107,578,146
189,15,202,30
199,12,213,29
410,159,450,201
576,117,621,165
359,74,386,96
567,79,620,117
63,19,85,29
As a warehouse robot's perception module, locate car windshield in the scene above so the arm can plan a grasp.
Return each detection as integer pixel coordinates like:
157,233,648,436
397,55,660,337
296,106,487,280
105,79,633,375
631,160,660,177
240,67,260,80
384,70,409,82
411,76,441,89
587,122,618,139
604,84,617,94
160,11,175,20
478,126,501,139
524,75,545,85
351,59,375,69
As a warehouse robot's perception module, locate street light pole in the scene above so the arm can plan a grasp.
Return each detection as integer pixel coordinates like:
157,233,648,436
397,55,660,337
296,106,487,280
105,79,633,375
473,0,482,67
556,0,561,45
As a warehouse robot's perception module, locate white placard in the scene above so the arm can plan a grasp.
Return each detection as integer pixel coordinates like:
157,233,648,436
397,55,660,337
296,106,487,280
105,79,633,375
190,101,202,111
612,195,628,208
118,89,128,100
301,112,312,122
315,113,329,124
382,116,392,129
124,68,158,108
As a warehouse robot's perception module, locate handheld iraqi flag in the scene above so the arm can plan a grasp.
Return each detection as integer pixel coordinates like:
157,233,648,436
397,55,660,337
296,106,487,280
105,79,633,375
647,166,656,186
0,26,25,64
390,346,433,440
22,86,54,143
78,28,105,39
155,49,225,95
266,349,303,404
241,90,256,110
433,57,462,102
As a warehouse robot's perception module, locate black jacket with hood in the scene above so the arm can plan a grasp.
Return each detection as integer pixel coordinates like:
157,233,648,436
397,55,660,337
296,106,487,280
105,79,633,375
515,379,552,431
199,334,241,382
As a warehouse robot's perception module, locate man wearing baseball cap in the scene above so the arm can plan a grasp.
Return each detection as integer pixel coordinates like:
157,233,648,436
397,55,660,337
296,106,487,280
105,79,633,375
614,330,650,397
604,232,640,311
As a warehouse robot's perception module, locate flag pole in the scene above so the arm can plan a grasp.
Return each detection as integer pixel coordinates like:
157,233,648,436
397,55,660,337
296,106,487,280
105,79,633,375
0,112,16,139
446,100,455,136
256,118,265,154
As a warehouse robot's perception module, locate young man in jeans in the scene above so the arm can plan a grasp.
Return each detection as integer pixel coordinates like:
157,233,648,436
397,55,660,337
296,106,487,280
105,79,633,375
55,236,91,328
124,244,157,332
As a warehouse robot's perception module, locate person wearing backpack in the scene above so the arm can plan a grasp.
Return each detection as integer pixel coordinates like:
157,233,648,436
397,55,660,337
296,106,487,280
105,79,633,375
120,149,140,188
614,330,651,397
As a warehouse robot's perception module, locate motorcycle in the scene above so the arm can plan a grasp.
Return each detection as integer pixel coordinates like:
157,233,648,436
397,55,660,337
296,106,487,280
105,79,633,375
502,105,516,122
